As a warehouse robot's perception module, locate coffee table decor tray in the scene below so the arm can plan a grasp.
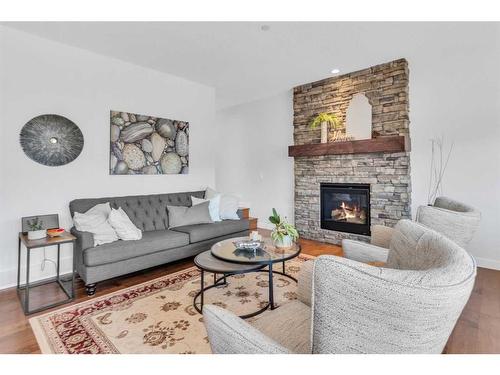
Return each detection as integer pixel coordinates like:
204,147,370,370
232,240,264,251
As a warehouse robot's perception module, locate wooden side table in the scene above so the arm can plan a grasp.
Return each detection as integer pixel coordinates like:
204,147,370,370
17,231,77,315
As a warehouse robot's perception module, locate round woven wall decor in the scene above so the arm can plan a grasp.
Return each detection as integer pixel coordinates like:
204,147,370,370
19,114,84,166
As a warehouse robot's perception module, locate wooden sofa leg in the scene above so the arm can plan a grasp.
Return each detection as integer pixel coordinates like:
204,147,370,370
86,284,97,296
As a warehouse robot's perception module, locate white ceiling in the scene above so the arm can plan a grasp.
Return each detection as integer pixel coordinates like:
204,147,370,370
3,22,498,109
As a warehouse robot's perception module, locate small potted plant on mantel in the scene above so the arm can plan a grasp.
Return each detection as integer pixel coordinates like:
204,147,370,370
27,217,46,240
269,208,299,248
309,112,341,143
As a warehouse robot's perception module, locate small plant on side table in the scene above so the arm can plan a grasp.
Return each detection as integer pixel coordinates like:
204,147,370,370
269,208,299,248
27,217,46,240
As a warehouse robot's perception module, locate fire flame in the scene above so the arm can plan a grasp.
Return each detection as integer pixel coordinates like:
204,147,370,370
332,201,366,223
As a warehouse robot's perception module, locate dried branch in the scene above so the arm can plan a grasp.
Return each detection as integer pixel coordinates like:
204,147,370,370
427,136,454,205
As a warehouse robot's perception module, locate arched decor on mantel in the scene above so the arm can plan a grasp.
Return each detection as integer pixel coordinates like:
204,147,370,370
345,93,372,140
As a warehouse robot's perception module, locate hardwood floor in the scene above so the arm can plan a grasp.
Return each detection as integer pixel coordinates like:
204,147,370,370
0,229,498,354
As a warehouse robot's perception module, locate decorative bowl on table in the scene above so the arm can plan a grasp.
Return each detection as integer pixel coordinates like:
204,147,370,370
232,240,264,251
47,228,64,237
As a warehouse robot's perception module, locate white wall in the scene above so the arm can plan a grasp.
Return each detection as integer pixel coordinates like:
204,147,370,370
215,92,294,229
0,26,216,289
409,38,500,269
216,45,500,269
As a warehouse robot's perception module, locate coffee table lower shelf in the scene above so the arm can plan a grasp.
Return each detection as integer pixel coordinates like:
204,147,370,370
193,250,298,319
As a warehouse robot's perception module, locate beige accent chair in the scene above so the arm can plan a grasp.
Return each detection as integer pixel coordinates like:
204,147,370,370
416,196,481,248
203,220,476,354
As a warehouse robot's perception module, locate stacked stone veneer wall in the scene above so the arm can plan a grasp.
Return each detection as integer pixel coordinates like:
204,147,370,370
293,58,411,244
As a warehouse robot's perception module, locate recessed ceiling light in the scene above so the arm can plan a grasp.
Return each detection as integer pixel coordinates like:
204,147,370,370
260,25,270,31
331,68,340,74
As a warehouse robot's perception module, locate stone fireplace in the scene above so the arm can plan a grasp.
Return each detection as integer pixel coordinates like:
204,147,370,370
291,59,411,244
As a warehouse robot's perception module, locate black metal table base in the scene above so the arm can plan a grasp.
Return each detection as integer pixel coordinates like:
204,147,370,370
17,275,75,315
193,264,298,319
17,239,76,315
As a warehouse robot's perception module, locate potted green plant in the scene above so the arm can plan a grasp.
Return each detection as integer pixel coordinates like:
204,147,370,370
310,112,341,143
27,217,46,240
268,208,299,248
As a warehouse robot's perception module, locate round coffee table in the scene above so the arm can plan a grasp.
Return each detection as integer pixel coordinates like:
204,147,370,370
193,236,301,319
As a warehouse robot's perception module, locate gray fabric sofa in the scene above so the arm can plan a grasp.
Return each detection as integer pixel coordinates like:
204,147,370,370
204,220,476,354
70,190,250,296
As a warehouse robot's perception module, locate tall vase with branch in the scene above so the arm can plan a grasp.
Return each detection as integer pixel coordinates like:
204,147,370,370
310,112,341,143
427,136,454,205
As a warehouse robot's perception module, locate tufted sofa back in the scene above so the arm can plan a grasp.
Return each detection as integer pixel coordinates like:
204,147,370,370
69,191,205,232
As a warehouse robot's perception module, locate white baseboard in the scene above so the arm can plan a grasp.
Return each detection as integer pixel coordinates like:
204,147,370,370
0,255,74,291
0,269,75,291
1,250,497,291
474,256,500,271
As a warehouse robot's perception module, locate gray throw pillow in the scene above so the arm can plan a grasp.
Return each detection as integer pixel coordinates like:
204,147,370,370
167,201,213,228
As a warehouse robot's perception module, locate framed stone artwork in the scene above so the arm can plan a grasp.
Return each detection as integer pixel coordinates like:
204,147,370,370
110,111,189,175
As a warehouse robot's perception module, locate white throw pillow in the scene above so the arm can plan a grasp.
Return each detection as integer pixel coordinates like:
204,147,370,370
85,202,112,217
73,210,118,246
219,195,240,220
108,207,142,241
205,187,219,200
192,195,221,222
205,187,240,220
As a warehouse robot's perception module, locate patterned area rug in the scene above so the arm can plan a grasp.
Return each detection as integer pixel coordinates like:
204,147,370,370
30,254,313,354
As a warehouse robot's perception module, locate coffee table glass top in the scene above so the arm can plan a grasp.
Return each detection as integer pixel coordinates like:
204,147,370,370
211,236,301,265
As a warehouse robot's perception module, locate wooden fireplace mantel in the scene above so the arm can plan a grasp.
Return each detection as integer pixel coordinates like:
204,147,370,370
288,135,410,157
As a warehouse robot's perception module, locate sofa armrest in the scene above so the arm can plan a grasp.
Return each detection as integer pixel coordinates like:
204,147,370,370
297,260,314,307
203,305,290,354
370,225,395,248
342,240,389,263
70,227,94,251
236,208,246,219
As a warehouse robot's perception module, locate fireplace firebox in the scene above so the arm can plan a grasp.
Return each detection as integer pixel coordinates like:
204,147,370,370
320,183,371,235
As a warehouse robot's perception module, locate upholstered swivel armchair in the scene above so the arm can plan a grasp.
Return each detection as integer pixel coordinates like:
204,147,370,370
416,196,481,248
203,220,476,354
